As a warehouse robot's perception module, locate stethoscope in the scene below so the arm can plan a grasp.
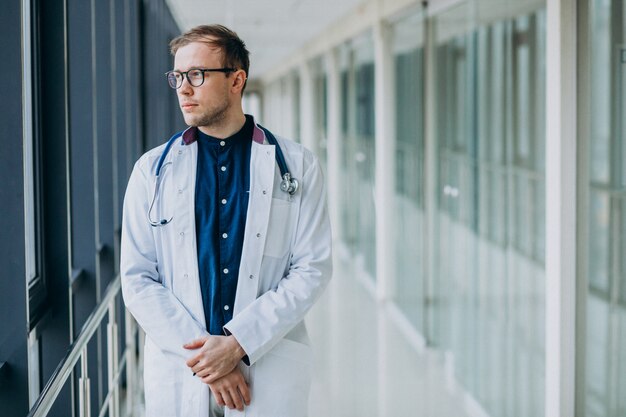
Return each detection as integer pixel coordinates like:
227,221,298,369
148,125,299,227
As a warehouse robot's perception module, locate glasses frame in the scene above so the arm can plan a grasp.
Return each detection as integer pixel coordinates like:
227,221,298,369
165,67,237,89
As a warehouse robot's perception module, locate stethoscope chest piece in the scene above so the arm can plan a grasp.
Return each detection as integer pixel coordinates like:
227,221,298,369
280,173,299,195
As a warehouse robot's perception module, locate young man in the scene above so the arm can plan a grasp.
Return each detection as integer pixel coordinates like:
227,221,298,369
120,25,332,417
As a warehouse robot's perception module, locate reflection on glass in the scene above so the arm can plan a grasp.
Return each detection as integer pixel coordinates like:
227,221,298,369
433,2,546,416
585,1,626,415
310,57,328,169
391,11,426,332
338,36,377,281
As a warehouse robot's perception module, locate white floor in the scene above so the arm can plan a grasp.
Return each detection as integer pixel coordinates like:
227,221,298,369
306,250,474,417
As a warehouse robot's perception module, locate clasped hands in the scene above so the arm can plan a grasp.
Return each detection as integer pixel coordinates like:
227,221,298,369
184,335,250,411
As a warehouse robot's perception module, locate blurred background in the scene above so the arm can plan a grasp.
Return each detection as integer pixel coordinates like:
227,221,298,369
1,0,625,416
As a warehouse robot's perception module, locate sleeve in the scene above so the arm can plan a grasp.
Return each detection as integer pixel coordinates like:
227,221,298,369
223,154,333,365
120,160,207,361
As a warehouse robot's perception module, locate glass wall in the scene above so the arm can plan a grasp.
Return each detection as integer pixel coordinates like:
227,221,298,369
433,2,546,416
338,34,377,281
311,56,328,169
391,12,427,332
584,1,626,415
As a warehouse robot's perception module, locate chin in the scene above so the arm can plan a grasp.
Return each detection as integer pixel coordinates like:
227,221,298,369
183,115,200,127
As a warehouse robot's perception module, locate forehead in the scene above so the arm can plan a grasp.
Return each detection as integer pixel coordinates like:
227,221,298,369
174,42,223,69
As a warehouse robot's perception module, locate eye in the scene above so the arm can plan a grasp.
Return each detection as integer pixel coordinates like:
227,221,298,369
188,69,203,80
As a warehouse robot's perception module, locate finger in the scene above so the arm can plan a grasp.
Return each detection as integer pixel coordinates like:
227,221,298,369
183,338,206,349
238,382,251,405
195,367,211,378
203,370,222,384
191,362,204,373
228,388,244,411
212,390,226,407
220,390,236,410
186,357,200,368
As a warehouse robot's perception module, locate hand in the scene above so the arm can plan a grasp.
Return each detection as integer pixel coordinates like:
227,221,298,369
206,367,251,411
183,335,246,384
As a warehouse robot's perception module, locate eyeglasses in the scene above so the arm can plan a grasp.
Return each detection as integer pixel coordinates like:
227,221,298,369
165,68,236,89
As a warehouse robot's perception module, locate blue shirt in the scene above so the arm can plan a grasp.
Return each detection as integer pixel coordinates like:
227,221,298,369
194,116,253,335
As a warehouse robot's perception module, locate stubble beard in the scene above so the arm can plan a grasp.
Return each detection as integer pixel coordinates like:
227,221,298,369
186,99,230,130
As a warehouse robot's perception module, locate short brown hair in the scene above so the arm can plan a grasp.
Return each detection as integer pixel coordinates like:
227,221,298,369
169,24,250,93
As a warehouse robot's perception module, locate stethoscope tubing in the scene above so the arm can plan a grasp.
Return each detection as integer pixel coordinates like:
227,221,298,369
148,126,298,227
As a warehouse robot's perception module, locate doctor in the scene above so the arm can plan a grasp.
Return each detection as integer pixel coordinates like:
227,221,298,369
120,24,332,417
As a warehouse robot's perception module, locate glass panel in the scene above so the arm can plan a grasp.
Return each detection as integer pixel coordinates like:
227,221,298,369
391,11,425,331
310,56,328,169
585,1,626,416
590,0,611,184
433,2,546,416
353,33,377,280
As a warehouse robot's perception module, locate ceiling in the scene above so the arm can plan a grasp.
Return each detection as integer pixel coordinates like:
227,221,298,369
165,0,366,81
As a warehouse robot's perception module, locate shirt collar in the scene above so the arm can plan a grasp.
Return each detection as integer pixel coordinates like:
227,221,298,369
181,114,266,145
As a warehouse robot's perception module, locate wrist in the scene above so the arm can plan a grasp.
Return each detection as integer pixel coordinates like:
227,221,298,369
228,335,246,360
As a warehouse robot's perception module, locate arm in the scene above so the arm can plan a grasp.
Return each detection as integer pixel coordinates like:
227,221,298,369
120,161,206,361
224,154,333,365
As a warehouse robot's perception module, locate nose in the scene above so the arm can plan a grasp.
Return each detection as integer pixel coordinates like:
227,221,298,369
178,75,193,95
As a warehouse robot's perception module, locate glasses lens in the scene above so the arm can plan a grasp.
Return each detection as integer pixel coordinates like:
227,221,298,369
167,72,181,89
187,69,204,87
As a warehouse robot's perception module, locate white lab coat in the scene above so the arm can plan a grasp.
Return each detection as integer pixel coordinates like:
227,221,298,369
120,123,332,417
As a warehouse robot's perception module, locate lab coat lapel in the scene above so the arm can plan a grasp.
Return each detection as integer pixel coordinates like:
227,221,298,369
233,141,275,316
170,139,205,325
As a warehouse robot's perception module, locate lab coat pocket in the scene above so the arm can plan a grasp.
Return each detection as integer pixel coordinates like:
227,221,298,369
263,198,294,258
247,338,313,417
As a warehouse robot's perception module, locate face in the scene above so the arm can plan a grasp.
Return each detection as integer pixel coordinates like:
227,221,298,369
173,42,233,129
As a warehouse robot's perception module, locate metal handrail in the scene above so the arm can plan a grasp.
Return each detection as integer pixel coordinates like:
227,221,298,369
27,276,132,417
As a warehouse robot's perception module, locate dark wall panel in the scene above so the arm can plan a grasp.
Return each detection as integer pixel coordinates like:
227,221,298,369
0,0,28,415
0,0,184,415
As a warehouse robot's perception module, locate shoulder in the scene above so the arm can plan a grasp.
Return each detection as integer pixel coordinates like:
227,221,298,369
272,134,320,173
132,138,175,178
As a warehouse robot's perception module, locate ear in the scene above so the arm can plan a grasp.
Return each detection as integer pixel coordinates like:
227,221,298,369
231,69,247,94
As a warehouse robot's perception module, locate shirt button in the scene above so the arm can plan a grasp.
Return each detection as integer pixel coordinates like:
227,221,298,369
221,198,227,205
220,141,226,146
179,232,184,237
256,233,261,238
224,305,230,311
249,274,254,279
184,273,188,278
223,268,229,274
221,166,226,172
222,233,228,239
178,189,183,194
262,190,267,195
178,150,183,155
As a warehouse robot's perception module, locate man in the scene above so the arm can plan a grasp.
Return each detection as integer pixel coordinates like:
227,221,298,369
120,24,332,417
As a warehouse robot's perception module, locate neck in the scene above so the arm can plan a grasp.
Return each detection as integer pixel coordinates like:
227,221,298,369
197,110,246,139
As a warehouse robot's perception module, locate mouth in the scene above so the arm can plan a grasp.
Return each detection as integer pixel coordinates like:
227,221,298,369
181,103,197,110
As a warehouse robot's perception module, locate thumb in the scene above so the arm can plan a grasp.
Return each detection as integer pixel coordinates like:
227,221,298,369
183,338,206,349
